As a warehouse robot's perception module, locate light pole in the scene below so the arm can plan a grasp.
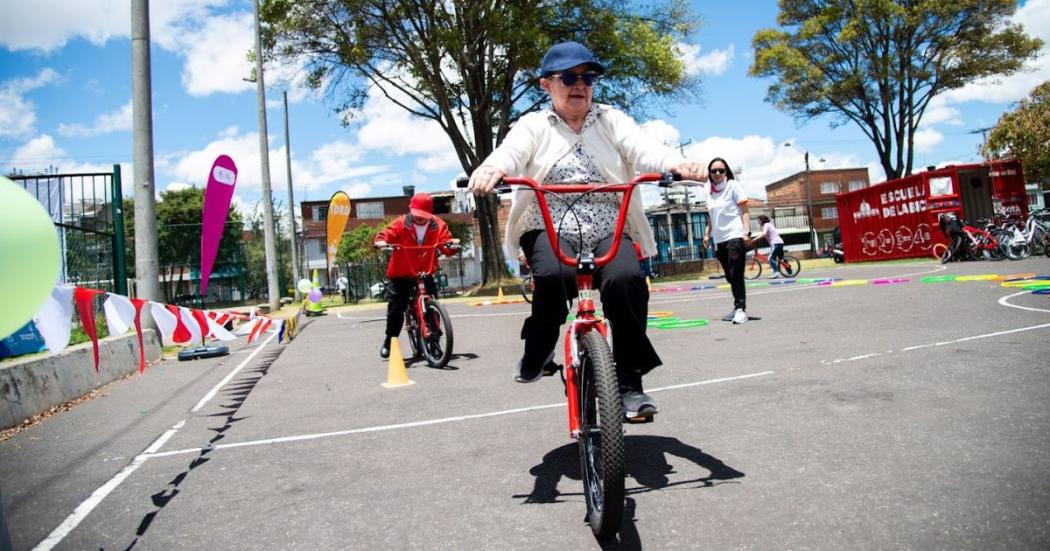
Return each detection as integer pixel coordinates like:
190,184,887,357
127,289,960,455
784,142,823,252
253,0,280,312
282,91,301,301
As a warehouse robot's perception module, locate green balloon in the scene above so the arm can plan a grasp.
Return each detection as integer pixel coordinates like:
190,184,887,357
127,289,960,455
0,177,61,339
297,278,314,294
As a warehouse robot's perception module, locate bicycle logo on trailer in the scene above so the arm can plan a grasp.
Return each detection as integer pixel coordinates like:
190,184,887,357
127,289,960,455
895,226,914,252
877,229,895,254
861,231,878,256
914,224,934,251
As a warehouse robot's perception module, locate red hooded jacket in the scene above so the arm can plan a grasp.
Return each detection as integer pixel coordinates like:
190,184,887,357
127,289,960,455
375,213,456,279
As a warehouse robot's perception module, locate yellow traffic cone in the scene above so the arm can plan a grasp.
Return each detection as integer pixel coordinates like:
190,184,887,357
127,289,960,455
381,337,415,388
498,286,504,299
646,276,652,291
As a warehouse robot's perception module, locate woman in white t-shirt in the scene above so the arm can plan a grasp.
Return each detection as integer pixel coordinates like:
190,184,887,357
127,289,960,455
702,157,751,324
756,215,785,278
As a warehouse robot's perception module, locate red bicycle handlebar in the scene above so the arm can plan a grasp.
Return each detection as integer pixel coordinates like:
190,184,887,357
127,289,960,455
500,172,669,268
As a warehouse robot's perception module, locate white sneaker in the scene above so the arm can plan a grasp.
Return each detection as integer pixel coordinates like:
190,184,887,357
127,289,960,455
770,272,781,279
732,309,748,324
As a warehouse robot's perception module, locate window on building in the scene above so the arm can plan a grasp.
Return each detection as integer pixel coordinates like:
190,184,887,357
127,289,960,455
317,240,325,254
821,206,838,219
848,180,866,191
357,201,384,219
820,182,840,195
312,205,328,221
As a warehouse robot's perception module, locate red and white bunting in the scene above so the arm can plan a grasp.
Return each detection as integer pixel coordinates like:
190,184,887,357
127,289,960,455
150,302,178,339
103,293,136,336
33,285,74,354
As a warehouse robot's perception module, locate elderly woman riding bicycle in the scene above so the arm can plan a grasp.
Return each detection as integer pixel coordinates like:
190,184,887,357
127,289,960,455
469,41,706,417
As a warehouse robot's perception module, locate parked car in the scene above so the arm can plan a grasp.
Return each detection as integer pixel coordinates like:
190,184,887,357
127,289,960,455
173,293,220,307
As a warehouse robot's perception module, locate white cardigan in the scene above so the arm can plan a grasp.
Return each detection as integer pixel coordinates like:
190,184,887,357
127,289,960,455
478,105,685,258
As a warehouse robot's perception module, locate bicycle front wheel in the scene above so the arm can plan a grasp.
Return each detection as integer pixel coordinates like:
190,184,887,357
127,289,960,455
520,275,533,304
779,256,801,277
577,331,626,540
421,297,454,368
744,258,762,280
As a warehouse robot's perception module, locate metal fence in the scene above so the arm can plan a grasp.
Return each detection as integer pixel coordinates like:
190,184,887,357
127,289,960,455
10,166,127,294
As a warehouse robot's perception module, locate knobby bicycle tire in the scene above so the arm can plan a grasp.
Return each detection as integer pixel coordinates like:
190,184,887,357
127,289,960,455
421,297,454,368
744,258,762,280
780,256,801,277
577,331,626,540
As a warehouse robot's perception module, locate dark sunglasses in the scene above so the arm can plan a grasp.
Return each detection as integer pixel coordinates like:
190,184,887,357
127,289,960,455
550,72,600,87
711,168,727,174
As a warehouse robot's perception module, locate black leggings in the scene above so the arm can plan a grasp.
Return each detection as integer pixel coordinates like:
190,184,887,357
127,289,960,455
519,230,660,388
716,238,746,311
384,276,437,338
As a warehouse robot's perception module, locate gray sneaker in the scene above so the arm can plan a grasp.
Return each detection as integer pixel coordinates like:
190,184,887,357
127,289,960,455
721,309,736,322
622,390,658,418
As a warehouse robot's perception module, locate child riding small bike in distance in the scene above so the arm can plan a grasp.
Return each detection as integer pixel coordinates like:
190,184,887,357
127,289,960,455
374,193,459,358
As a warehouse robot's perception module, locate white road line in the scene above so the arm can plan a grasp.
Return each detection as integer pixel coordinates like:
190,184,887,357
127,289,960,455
190,332,277,413
821,322,1050,365
33,335,278,549
142,371,775,460
998,290,1050,313
31,420,186,551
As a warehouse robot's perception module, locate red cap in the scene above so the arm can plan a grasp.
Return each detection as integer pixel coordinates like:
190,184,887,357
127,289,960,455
409,192,433,219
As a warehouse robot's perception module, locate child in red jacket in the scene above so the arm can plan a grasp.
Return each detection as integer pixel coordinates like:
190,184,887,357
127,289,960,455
374,193,458,358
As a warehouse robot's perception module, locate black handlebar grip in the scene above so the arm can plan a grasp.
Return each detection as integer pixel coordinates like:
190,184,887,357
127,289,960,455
455,176,469,188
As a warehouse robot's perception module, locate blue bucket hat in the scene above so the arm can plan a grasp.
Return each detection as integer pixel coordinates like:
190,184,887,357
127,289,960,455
540,41,606,77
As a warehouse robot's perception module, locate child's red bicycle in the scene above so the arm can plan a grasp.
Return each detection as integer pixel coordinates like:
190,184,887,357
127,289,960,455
460,171,697,538
381,243,458,368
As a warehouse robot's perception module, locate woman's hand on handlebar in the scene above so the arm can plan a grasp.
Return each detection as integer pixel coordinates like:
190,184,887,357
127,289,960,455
670,162,708,183
468,166,507,195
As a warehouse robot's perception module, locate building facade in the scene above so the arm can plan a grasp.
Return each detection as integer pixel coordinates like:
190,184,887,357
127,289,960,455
765,167,871,249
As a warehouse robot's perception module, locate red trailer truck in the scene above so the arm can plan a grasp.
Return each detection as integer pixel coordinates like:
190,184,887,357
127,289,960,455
834,159,1028,262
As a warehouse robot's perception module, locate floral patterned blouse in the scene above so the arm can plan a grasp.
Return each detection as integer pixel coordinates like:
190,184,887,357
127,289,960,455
519,105,628,252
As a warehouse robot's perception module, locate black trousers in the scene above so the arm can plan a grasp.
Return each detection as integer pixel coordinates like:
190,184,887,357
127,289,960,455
384,276,437,338
519,230,660,389
716,238,747,310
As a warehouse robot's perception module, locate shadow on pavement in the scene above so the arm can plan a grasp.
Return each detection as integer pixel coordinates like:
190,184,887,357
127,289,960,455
513,435,745,549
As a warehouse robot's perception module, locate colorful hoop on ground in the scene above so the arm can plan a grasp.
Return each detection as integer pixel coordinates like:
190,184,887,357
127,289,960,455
652,318,710,329
955,274,998,281
931,243,948,260
920,275,957,283
871,278,909,285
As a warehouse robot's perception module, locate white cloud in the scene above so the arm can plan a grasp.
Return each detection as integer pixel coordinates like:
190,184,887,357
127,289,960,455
913,128,944,153
940,0,1050,105
354,87,462,172
640,119,681,146
678,43,735,76
6,134,133,200
921,95,962,127
0,69,61,139
165,127,390,195
57,101,132,137
177,12,256,97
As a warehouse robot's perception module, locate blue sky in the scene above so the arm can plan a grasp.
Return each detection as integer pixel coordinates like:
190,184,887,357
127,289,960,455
1,0,1048,215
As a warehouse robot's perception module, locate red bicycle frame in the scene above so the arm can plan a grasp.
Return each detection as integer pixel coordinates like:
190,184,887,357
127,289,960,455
386,244,452,340
499,172,671,437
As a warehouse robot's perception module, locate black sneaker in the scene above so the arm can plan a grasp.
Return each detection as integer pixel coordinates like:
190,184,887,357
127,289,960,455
380,337,391,359
622,390,658,418
514,359,543,383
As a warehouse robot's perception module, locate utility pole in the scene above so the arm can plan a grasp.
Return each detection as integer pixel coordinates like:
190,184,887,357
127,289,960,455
677,140,694,259
282,91,301,301
131,0,160,309
253,0,280,312
785,143,819,252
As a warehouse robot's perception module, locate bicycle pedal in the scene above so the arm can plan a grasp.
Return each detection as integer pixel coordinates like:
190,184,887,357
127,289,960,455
625,413,655,424
542,363,563,377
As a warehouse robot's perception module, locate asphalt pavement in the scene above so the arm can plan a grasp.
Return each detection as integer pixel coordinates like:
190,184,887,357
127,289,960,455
2,257,1049,550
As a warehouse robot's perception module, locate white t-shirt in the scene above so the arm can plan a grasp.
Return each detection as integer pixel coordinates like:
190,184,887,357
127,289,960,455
413,223,428,244
762,222,784,245
708,180,748,244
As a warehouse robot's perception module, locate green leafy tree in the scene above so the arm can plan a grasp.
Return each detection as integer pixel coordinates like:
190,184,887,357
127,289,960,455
261,0,701,284
150,188,245,302
750,0,1043,179
242,204,294,300
335,220,390,266
983,80,1050,185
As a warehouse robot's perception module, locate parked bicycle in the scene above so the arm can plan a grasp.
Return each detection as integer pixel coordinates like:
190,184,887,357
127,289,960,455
380,243,457,368
744,244,801,279
932,219,1005,263
458,171,698,538
520,273,534,303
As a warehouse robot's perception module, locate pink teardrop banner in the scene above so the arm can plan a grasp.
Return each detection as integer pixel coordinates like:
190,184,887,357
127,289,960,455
200,155,238,296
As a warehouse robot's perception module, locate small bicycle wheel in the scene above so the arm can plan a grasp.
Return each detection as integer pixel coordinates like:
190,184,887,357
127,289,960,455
421,297,454,368
520,275,533,304
932,243,950,263
577,330,625,540
780,256,801,277
744,258,762,280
